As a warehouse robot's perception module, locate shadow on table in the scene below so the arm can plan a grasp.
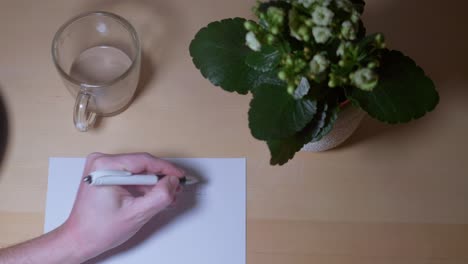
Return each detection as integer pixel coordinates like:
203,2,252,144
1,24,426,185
81,0,182,105
0,87,9,173
72,0,182,130
84,164,206,263
338,0,468,148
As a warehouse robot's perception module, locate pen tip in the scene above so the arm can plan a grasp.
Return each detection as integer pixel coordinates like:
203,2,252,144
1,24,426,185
83,175,92,184
182,175,199,185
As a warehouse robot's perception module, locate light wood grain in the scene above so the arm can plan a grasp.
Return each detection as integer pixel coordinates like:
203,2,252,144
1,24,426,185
1,0,468,263
0,213,44,247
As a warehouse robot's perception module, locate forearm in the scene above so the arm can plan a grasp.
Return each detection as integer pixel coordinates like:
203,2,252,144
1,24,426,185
0,224,88,264
0,153,182,264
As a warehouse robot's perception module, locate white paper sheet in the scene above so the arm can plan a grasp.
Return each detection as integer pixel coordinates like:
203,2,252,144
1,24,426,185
45,157,246,264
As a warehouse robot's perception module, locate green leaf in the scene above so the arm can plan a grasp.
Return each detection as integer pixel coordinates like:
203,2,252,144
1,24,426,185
267,103,332,165
347,50,439,124
189,18,250,94
249,69,286,94
245,46,281,72
312,104,339,142
189,18,284,94
293,77,310,99
249,85,317,140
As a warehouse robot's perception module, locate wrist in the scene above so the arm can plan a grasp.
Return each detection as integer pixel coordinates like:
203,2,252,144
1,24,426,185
58,221,99,263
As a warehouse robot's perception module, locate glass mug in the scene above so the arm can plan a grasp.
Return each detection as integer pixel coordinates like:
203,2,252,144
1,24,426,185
52,11,141,131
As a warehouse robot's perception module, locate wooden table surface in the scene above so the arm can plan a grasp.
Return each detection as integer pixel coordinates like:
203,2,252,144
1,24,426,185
1,0,467,263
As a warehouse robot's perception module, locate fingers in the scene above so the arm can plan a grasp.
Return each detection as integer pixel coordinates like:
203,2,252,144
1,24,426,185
81,152,183,221
85,152,185,177
135,185,152,194
132,175,180,218
82,152,105,177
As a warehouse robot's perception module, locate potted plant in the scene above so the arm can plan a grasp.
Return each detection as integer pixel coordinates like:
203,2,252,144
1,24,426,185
189,0,439,165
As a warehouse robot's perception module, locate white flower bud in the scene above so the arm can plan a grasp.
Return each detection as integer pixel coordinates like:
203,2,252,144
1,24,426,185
290,29,302,41
336,41,350,56
309,53,330,74
245,31,261,51
350,68,378,91
350,10,360,23
312,26,332,43
312,6,334,26
298,0,315,8
288,9,302,40
335,0,353,12
341,20,356,40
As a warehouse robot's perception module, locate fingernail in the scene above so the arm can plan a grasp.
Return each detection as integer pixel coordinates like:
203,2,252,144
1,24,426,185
170,175,180,189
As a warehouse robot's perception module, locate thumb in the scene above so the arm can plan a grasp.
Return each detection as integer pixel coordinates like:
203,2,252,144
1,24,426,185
132,175,180,218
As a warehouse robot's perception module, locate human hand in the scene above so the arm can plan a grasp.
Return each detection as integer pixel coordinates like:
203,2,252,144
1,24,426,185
61,152,185,261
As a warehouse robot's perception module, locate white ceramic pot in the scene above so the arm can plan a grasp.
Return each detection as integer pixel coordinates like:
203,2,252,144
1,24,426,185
301,103,366,152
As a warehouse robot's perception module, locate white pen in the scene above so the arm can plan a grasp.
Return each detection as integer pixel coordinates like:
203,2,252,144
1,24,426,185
83,170,199,186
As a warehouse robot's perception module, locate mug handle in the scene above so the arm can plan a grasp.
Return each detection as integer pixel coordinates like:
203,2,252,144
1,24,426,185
73,92,97,132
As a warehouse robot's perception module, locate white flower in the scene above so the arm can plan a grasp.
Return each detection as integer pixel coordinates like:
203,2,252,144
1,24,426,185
298,0,331,8
309,53,330,74
335,0,353,12
350,68,378,91
312,6,334,26
341,20,356,40
336,41,351,56
245,31,261,51
312,26,332,43
350,10,360,23
298,0,315,8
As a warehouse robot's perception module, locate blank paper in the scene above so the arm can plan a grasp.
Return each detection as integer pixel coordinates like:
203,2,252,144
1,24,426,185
44,157,246,264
